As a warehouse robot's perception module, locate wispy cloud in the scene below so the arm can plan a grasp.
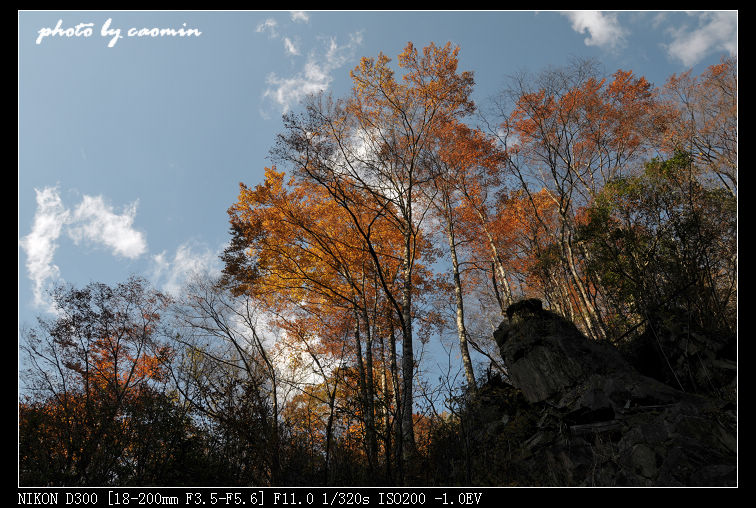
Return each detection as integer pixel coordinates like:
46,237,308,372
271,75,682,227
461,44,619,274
283,37,299,56
255,15,308,61
19,187,70,311
67,195,147,259
151,241,222,296
256,18,278,38
20,187,147,312
561,11,627,50
650,12,669,30
665,11,737,66
290,11,309,23
263,31,363,114
20,186,227,312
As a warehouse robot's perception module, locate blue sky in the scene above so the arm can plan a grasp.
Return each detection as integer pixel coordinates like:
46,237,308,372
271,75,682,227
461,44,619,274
19,11,737,353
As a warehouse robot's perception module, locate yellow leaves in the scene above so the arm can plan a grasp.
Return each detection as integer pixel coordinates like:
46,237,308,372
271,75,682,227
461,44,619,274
263,166,286,193
397,41,474,113
350,53,396,103
229,163,403,316
348,41,474,140
233,167,286,214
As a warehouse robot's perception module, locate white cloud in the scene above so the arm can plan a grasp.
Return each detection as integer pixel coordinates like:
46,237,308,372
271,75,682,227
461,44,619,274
325,32,363,67
263,31,363,114
650,12,668,30
20,188,148,311
255,17,303,59
283,37,299,56
19,187,70,311
151,242,222,296
561,11,627,49
263,62,331,114
290,11,309,23
256,18,278,38
665,11,737,66
67,195,147,259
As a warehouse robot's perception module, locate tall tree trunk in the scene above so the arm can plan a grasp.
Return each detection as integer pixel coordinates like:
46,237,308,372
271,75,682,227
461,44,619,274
324,378,338,486
377,332,392,482
441,195,476,390
400,251,416,462
389,319,403,481
360,305,378,475
468,203,514,311
352,309,376,474
269,375,280,485
561,225,606,341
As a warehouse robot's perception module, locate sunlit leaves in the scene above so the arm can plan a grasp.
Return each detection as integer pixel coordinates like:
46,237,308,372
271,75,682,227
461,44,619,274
662,56,737,195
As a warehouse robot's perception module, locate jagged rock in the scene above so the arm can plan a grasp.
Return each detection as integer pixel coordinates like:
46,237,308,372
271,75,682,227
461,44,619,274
505,298,543,323
491,299,737,486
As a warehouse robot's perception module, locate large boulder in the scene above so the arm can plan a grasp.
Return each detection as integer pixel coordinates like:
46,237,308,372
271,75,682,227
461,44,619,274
491,299,737,486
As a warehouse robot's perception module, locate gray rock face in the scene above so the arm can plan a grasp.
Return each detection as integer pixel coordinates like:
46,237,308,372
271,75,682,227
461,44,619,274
492,299,737,486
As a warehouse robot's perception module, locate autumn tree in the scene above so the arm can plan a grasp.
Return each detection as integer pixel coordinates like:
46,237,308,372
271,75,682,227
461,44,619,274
20,47,736,489
494,58,672,340
276,319,350,485
223,167,402,476
484,57,735,402
267,42,476,465
487,188,566,317
662,56,737,197
576,150,736,393
168,274,289,485
19,277,175,485
420,120,510,389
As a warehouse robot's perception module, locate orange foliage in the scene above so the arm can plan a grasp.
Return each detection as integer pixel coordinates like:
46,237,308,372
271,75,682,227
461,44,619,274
662,57,737,194
506,66,672,201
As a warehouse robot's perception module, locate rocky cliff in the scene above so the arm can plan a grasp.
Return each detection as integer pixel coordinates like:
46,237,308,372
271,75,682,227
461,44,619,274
487,298,737,486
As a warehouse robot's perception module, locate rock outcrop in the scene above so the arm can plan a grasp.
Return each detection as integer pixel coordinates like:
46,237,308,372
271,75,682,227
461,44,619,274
491,299,737,486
